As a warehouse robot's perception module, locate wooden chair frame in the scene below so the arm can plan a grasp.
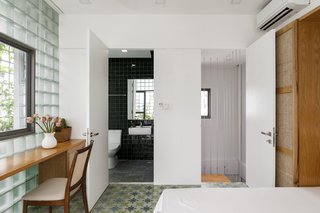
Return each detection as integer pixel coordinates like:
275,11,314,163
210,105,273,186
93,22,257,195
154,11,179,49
23,142,94,213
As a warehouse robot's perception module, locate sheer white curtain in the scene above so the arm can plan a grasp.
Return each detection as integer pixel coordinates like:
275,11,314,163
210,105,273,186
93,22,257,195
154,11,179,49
201,50,244,182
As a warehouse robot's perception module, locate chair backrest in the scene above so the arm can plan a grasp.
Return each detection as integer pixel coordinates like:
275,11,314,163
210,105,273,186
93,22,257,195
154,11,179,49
66,142,93,196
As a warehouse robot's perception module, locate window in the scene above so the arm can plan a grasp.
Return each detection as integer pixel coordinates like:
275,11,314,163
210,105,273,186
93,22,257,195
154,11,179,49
134,79,154,120
0,33,35,140
201,88,211,119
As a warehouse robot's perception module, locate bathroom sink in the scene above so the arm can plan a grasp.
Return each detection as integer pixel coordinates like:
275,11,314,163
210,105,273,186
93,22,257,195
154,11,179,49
128,126,152,135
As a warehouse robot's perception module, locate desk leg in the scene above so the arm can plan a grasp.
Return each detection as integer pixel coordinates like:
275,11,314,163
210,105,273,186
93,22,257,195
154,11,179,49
39,152,68,183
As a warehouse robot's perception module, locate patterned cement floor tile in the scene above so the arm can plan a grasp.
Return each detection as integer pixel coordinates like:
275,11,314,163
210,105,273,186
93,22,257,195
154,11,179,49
201,182,248,188
29,182,247,213
91,184,198,213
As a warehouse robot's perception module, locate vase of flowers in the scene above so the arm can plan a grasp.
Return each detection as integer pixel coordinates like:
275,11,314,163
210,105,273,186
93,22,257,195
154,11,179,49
26,114,62,149
41,132,57,149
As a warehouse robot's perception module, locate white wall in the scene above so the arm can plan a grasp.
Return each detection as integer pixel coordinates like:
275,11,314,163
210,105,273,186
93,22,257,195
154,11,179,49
57,0,320,188
59,49,88,138
201,63,241,179
154,49,201,185
59,15,261,49
59,14,260,185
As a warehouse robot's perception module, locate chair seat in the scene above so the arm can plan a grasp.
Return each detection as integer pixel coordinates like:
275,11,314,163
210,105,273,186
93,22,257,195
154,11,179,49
23,178,67,201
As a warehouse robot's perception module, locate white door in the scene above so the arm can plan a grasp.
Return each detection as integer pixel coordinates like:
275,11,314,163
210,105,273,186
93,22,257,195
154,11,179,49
86,30,109,209
246,30,276,187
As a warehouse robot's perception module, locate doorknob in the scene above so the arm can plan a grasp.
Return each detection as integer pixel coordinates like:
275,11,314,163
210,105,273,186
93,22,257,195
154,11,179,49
261,131,272,137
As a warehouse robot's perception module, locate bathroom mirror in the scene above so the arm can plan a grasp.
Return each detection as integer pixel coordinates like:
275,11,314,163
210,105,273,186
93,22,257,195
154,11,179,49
128,79,154,120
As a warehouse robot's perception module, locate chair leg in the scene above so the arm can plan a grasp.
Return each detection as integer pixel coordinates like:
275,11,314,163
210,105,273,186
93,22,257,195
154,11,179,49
23,201,28,213
49,206,52,213
64,204,70,213
82,183,89,213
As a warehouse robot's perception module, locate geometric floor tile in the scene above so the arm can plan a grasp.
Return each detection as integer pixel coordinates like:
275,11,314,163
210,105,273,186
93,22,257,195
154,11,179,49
29,182,247,213
91,184,197,213
201,182,248,188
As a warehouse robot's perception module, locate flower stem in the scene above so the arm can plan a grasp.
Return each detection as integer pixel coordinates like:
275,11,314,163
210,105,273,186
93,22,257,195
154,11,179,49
35,122,46,132
49,121,54,133
43,121,49,133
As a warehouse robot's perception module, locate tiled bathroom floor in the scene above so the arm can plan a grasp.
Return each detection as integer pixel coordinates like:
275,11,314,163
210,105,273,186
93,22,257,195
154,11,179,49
109,160,154,182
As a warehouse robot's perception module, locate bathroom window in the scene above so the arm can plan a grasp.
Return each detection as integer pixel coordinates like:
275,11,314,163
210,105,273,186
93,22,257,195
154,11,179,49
201,88,211,119
134,79,154,120
0,33,35,140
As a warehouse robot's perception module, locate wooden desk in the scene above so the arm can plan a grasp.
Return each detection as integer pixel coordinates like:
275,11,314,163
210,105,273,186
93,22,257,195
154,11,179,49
0,139,85,182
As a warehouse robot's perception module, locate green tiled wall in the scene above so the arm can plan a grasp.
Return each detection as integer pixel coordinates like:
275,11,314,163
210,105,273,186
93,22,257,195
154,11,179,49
0,0,59,212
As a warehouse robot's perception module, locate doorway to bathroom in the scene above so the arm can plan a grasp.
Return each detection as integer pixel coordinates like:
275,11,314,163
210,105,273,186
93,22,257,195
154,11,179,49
201,49,246,184
108,49,154,183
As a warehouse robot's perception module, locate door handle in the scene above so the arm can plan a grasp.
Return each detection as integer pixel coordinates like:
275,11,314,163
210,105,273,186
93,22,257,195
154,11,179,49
90,132,99,137
82,132,99,137
261,131,272,137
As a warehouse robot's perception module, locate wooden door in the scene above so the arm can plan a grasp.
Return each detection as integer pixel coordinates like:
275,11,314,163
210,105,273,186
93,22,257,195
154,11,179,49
298,13,320,186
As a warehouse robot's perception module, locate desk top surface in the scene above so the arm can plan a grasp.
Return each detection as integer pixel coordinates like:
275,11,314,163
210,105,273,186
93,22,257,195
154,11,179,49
0,139,85,181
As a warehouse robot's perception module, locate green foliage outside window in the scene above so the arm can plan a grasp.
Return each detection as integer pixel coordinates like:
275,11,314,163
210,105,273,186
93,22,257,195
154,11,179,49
0,43,15,132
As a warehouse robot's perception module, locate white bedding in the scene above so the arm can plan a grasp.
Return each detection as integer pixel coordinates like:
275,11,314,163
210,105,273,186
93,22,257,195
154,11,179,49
154,187,320,213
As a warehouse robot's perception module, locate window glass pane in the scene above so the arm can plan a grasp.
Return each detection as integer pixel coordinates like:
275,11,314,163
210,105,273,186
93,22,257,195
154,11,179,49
145,91,154,120
136,79,154,91
132,79,154,120
0,41,27,132
201,90,209,117
135,92,145,113
134,113,144,120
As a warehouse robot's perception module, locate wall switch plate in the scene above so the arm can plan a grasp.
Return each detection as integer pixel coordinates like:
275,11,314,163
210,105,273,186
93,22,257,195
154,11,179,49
158,102,170,110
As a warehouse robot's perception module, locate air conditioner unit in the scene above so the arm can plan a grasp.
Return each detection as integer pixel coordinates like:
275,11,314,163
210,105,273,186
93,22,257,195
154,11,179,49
257,0,310,30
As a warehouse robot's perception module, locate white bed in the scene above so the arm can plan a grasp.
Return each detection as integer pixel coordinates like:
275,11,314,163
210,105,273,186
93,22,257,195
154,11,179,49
154,187,320,213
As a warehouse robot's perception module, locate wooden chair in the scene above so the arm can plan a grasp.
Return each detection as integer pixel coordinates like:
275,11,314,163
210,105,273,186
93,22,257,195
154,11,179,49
22,142,94,213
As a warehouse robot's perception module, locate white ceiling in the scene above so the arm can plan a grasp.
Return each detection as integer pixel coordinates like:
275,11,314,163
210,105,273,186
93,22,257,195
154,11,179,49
50,0,270,15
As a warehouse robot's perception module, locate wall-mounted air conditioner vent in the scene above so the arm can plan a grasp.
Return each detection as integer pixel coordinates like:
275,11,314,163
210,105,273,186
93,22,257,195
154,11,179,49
257,0,310,31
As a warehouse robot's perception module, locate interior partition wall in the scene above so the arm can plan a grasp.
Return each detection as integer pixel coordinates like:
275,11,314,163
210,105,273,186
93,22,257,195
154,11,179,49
201,50,244,182
154,49,201,185
0,0,59,212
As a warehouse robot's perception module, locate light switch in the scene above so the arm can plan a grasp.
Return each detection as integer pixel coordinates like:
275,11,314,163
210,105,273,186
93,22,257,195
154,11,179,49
158,102,170,110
